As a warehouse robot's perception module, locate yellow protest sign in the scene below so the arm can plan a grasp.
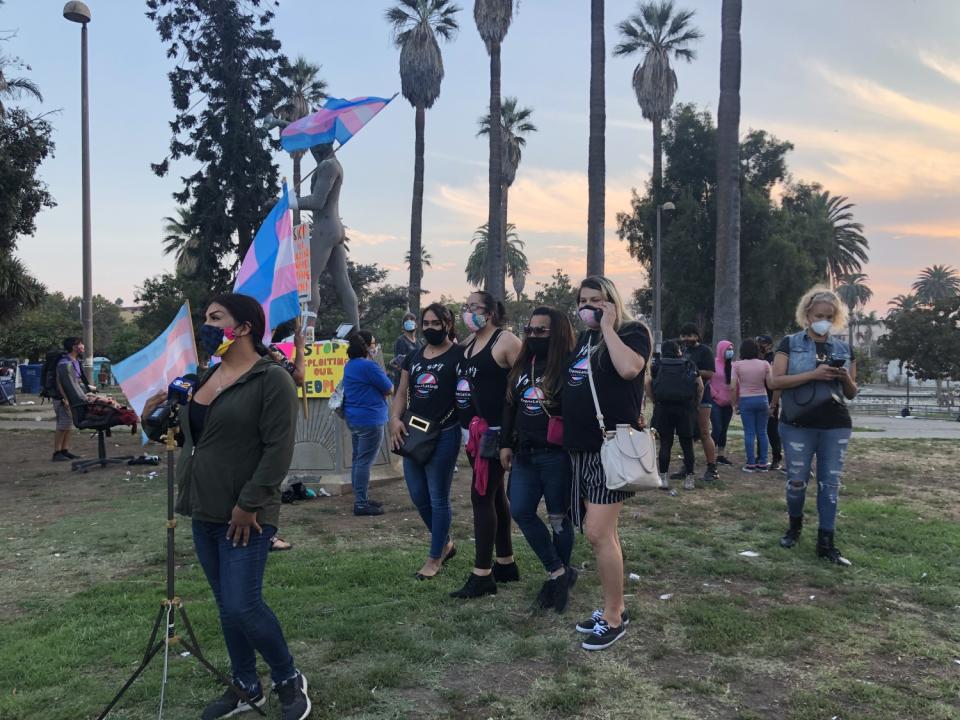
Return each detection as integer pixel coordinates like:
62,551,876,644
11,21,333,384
276,341,348,398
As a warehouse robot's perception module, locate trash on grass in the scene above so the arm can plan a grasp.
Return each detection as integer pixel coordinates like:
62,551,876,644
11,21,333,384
738,550,760,558
628,573,641,582
317,487,332,497
659,593,673,601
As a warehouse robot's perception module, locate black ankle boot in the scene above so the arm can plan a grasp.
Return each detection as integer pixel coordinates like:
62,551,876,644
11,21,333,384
493,561,520,583
816,529,852,566
449,572,497,599
780,515,803,548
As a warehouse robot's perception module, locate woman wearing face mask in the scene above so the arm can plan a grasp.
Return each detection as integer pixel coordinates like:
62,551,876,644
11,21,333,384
711,340,736,465
389,304,463,579
391,312,422,386
343,330,393,516
563,277,651,651
141,293,310,720
769,287,858,566
451,291,523,599
500,307,578,612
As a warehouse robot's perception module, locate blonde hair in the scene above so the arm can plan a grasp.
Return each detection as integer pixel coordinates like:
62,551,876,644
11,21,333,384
578,276,651,362
794,286,848,332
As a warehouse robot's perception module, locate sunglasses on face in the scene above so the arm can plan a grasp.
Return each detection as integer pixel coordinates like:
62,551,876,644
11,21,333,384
524,326,551,337
462,303,488,313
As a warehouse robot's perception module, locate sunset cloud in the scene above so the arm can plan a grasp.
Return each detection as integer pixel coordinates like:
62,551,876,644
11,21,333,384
919,51,960,87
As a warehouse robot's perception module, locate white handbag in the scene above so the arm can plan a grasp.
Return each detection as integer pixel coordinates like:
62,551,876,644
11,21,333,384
585,338,662,491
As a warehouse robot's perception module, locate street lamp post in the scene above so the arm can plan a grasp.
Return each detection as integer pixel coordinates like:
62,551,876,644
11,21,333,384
654,201,675,354
63,1,94,375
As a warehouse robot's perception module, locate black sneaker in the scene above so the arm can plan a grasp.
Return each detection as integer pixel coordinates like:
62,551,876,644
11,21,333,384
492,561,520,583
576,608,630,634
51,451,69,462
367,498,384,508
716,455,733,466
551,566,578,614
536,579,554,609
275,672,311,720
449,572,497,599
353,504,384,516
703,464,719,483
581,619,626,651
201,684,266,720
62,450,81,460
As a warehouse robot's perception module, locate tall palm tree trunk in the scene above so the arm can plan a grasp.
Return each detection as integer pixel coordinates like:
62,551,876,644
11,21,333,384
501,183,509,291
292,151,303,226
408,105,426,316
712,0,742,347
586,0,606,276
652,116,663,203
485,41,505,299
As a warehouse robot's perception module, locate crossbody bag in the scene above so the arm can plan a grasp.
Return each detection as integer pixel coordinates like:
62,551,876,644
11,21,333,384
531,358,564,447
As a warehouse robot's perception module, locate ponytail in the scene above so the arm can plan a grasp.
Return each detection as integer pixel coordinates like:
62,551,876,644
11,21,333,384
347,329,374,359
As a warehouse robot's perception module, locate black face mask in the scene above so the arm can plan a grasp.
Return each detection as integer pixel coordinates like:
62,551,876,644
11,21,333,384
423,328,447,346
526,337,550,359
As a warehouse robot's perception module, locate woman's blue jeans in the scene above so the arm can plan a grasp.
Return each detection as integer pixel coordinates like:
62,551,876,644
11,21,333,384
780,423,852,531
349,424,383,508
711,401,733,450
508,447,574,573
191,520,296,688
403,424,461,559
739,395,769,465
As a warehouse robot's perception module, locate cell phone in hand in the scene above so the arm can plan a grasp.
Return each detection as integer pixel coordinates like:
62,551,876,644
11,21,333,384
827,358,846,368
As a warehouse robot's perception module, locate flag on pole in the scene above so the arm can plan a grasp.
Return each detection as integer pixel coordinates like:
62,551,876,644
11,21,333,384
234,183,300,340
112,302,198,421
281,95,397,153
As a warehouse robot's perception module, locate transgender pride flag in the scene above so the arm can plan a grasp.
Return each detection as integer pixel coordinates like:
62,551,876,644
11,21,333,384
281,95,396,153
113,302,199,422
234,183,300,340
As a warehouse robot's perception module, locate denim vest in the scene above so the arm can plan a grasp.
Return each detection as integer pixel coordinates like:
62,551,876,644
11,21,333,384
785,331,851,376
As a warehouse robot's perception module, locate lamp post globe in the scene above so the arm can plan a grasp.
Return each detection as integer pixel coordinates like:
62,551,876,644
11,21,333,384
63,1,91,23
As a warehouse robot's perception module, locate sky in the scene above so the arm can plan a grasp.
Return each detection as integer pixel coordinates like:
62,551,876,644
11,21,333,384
3,0,959,316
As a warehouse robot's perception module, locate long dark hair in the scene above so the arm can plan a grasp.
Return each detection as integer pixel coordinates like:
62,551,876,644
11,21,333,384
740,338,760,360
207,293,269,356
507,306,575,404
468,290,507,328
347,330,374,359
421,302,455,342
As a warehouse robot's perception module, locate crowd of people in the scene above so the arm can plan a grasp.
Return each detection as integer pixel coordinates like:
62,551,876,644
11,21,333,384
128,280,857,719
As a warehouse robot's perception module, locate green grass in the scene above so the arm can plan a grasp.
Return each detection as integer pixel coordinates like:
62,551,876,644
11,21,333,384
2,439,960,718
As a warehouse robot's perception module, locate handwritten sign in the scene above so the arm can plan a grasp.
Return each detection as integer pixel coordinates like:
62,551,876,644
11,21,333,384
276,340,348,398
293,223,312,302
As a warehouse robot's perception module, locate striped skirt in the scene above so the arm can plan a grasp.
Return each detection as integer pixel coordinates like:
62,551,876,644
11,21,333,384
569,450,635,529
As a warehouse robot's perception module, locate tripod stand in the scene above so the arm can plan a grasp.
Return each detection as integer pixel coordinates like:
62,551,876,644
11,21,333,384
97,429,266,718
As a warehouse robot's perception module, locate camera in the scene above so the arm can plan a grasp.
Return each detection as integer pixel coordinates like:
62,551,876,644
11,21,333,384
146,374,197,430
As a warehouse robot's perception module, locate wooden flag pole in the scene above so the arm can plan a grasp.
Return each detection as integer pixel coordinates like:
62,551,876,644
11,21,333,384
295,315,308,419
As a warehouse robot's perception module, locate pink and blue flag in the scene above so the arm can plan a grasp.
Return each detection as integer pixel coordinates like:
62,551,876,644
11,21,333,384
112,302,199,422
234,183,300,339
281,95,396,153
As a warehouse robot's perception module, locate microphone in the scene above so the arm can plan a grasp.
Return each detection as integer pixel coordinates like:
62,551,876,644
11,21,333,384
146,373,198,426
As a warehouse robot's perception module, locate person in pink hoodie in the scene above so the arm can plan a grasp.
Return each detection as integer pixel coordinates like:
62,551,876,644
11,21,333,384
710,340,736,465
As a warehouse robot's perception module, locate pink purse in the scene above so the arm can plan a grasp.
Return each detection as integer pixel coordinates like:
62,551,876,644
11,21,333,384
532,359,564,446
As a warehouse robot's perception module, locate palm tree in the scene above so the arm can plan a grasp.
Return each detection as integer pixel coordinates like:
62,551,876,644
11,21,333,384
0,54,42,115
912,264,960,303
477,97,536,290
466,223,529,296
712,0,742,348
836,273,873,349
387,0,461,316
474,0,514,299
887,293,918,317
613,1,702,203
404,245,433,283
818,191,869,285
587,0,606,276
276,57,328,225
162,207,202,277
0,253,45,323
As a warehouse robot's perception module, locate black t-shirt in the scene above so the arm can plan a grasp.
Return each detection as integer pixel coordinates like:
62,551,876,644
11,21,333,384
562,323,652,452
403,344,463,429
775,337,852,429
684,342,715,402
501,358,561,451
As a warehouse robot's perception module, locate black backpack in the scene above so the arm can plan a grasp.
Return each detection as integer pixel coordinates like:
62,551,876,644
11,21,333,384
40,350,65,400
653,357,699,403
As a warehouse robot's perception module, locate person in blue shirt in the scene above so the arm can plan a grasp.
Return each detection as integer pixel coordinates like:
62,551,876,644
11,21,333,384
343,330,394,516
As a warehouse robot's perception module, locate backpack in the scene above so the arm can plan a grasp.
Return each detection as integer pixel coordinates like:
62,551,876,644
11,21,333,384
652,357,699,403
40,350,66,400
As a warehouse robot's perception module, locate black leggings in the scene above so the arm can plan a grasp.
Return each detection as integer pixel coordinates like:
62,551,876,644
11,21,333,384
470,457,514,569
765,409,783,461
655,403,695,474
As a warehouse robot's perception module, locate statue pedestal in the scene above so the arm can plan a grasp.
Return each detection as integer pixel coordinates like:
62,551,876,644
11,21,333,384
285,396,401,495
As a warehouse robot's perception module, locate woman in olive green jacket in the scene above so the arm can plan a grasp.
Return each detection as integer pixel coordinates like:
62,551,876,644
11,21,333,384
143,294,311,720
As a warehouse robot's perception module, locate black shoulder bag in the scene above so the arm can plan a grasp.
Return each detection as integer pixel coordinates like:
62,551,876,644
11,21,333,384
393,348,455,465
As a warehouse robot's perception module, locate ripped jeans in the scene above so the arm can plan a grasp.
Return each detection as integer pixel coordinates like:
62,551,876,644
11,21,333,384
508,447,574,573
779,423,852,531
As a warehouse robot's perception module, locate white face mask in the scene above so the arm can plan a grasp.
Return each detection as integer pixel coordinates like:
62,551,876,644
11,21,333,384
810,319,832,336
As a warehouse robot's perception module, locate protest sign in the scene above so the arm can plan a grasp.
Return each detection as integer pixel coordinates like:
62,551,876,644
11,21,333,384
293,223,312,303
275,340,347,398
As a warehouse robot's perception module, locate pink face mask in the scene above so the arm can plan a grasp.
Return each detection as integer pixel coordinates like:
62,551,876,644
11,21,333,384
578,306,602,329
463,311,488,333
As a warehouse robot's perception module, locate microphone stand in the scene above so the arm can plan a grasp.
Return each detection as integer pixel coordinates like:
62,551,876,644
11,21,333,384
96,423,266,718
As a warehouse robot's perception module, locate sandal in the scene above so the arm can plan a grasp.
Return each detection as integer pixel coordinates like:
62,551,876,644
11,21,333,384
270,537,293,552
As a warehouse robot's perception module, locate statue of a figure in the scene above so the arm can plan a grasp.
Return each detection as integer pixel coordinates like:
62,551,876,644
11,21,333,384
291,143,360,331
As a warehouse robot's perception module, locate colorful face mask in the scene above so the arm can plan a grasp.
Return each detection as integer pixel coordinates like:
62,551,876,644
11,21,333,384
578,306,602,329
200,324,238,357
463,311,488,333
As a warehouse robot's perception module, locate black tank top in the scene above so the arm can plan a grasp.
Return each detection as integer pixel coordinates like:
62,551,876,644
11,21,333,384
456,329,509,427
